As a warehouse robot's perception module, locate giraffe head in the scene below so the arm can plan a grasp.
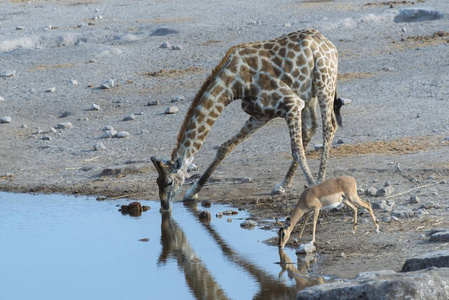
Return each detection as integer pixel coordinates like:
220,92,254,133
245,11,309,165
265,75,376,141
151,156,186,211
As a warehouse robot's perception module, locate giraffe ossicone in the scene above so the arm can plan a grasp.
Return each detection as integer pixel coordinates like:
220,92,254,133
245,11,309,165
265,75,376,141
152,28,342,211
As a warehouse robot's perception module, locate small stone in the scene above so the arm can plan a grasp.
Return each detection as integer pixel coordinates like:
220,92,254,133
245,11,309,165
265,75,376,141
128,202,143,216
384,181,391,187
283,23,292,27
409,195,420,204
0,117,12,124
93,142,106,151
91,103,101,111
21,124,28,128
376,186,394,197
430,231,449,243
160,42,171,49
314,144,324,151
59,111,72,118
241,177,253,183
365,187,377,197
41,136,51,141
227,218,232,223
69,79,78,85
440,179,447,184
201,200,211,208
102,126,114,131
142,205,151,212
216,212,223,218
100,79,115,89
171,45,182,50
199,210,211,220
171,95,185,103
222,210,238,215
296,242,316,254
55,122,73,129
0,96,4,103
383,67,394,71
147,100,160,106
123,114,136,121
138,238,150,242
100,130,117,138
337,139,344,144
116,131,130,138
240,220,256,229
402,27,407,32
96,196,107,201
165,106,179,114
392,207,414,219
0,70,16,77
16,26,25,30
187,163,199,172
45,87,56,93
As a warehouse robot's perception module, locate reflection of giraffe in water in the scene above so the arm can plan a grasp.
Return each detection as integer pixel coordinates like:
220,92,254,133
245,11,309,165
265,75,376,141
159,205,325,298
278,249,324,292
152,28,342,211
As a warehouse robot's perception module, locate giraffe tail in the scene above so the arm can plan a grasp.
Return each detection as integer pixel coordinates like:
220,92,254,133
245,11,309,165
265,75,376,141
333,91,344,127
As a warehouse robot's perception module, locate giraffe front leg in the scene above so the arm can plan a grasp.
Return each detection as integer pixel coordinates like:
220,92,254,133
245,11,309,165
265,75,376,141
183,116,270,201
317,96,337,183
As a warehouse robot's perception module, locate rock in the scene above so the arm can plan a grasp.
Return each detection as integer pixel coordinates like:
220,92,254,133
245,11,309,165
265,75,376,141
100,79,115,89
365,187,377,197
429,231,449,243
227,218,232,223
199,210,211,220
296,242,316,254
16,26,25,30
216,212,223,218
128,202,142,216
240,220,256,229
384,181,391,187
102,126,114,131
402,250,449,272
0,70,16,77
241,177,253,183
116,131,130,138
45,87,56,93
101,164,151,177
150,28,179,36
159,42,171,49
165,106,179,114
0,96,4,103
59,111,72,118
283,23,292,27
171,45,182,50
91,103,101,110
171,95,185,103
221,210,238,215
419,201,441,209
142,205,151,212
96,196,107,201
69,79,78,85
376,186,394,197
394,8,444,23
296,268,449,300
147,100,160,106
409,195,420,204
371,200,394,212
0,117,12,124
100,130,117,138
41,136,51,141
187,163,199,172
123,114,136,121
55,122,73,129
201,200,211,208
314,144,323,151
93,142,106,151
138,238,150,242
391,207,414,219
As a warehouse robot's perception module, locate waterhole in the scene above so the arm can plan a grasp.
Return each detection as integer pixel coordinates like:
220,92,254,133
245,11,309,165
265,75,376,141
0,192,328,299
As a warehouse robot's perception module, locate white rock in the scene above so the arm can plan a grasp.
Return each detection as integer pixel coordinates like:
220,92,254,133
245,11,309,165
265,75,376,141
171,45,182,50
100,79,115,89
240,220,256,229
171,95,185,103
296,242,316,254
93,142,106,151
0,70,16,77
55,122,73,129
69,79,78,85
116,131,130,138
148,100,160,106
101,130,117,138
160,42,171,49
91,103,101,111
16,26,25,30
45,87,56,93
165,106,179,114
102,126,114,131
0,96,4,103
123,114,136,121
1,117,12,123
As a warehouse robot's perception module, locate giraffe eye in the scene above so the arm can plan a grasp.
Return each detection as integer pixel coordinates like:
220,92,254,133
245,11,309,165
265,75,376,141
165,181,174,187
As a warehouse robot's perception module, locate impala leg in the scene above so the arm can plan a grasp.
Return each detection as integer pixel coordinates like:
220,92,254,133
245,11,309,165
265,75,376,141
298,212,310,241
350,196,380,233
183,116,270,201
311,207,320,245
343,199,358,234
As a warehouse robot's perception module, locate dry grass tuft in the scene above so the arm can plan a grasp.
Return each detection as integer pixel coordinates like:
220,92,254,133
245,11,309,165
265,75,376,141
143,67,204,78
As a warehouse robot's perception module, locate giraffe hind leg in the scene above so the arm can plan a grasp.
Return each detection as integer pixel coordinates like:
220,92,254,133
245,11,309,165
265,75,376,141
183,116,270,201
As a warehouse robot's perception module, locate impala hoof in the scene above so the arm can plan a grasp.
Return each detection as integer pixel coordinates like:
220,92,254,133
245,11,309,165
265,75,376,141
272,186,286,195
183,193,198,201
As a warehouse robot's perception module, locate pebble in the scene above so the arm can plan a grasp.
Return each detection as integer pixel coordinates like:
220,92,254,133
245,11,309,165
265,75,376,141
165,106,179,114
372,199,394,212
160,42,171,49
187,163,199,172
116,131,130,138
93,142,106,151
227,218,232,223
201,200,211,208
91,103,101,111
221,210,238,215
409,195,420,204
0,70,16,77
171,95,186,103
103,125,114,131
147,100,160,106
0,117,12,124
138,238,150,242
123,114,136,121
21,124,28,128
45,87,56,93
391,207,414,219
41,136,51,141
101,130,117,138
240,220,256,229
376,186,394,197
199,210,211,220
59,111,72,118
402,27,407,32
16,26,25,30
216,212,223,218
296,242,316,254
314,144,324,151
365,187,377,197
55,122,73,129
142,206,151,212
0,96,4,103
69,79,78,85
241,177,253,183
171,45,182,50
383,67,395,71
283,23,292,27
100,79,115,89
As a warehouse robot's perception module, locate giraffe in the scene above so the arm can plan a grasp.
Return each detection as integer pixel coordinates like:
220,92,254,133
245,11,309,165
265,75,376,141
152,28,341,211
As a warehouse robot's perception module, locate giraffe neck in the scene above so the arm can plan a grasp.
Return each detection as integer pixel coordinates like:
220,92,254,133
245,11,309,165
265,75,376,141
171,76,234,171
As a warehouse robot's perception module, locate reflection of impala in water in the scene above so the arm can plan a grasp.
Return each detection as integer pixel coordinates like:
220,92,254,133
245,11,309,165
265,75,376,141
158,206,324,299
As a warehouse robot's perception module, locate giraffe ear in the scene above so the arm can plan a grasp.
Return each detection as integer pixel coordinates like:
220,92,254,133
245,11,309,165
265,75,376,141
151,156,172,178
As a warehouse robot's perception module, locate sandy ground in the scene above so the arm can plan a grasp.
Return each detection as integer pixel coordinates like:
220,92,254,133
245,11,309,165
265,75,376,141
1,0,449,279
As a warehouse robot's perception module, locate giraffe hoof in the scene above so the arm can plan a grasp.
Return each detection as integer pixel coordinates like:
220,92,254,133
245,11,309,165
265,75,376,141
271,186,286,195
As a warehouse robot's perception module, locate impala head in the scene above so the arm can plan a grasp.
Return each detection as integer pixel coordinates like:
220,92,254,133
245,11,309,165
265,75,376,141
277,217,291,249
151,156,186,211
